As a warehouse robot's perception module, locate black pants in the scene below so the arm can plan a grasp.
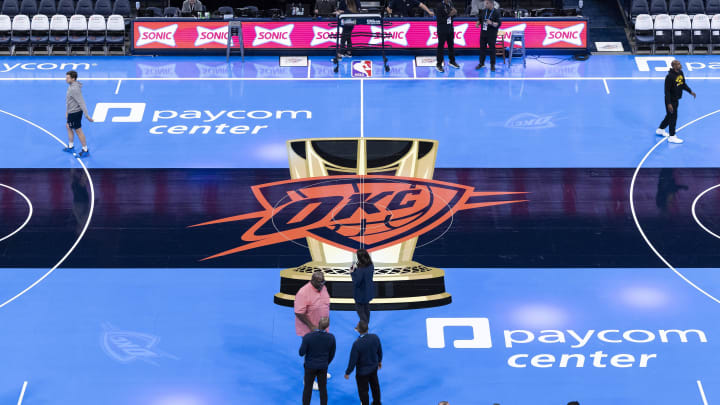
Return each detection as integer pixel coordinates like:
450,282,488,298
355,302,370,324
340,24,354,54
436,26,456,66
479,32,497,66
303,368,328,405
659,100,679,136
356,369,381,405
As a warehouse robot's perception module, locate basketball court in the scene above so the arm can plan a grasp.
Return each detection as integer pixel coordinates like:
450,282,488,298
0,54,719,404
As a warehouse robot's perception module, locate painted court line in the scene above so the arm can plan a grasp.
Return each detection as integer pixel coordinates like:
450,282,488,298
0,76,714,81
16,381,27,405
0,184,33,243
360,79,364,138
630,108,720,306
692,184,720,241
0,110,95,310
603,78,610,94
114,79,122,94
698,380,710,405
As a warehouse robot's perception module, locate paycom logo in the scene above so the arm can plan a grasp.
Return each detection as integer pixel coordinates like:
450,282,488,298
426,317,708,368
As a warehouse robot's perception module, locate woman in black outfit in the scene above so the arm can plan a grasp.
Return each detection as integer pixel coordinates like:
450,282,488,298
350,249,375,324
336,0,358,58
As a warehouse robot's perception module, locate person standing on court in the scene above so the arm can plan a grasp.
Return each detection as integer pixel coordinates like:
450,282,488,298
295,271,332,390
299,317,336,405
335,0,359,58
476,0,501,72
351,248,375,324
434,0,460,73
656,59,696,144
64,70,93,158
345,321,383,405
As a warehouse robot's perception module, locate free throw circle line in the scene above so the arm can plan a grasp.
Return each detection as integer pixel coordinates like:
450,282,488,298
0,109,95,309
692,184,720,241
0,184,33,243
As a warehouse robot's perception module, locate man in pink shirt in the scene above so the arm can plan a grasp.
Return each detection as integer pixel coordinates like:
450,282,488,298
295,271,331,336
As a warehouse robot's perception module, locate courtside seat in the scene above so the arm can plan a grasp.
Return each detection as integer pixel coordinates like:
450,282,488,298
707,0,720,14
38,0,56,15
163,7,179,17
30,14,50,54
57,0,75,17
673,14,692,53
11,14,31,55
631,0,649,20
75,0,94,17
650,0,668,14
68,14,87,54
94,0,113,17
2,0,21,17
49,14,68,54
688,0,705,14
635,13,655,53
146,6,162,16
106,13,124,54
692,13,711,52
668,0,686,14
113,0,131,18
20,0,38,16
654,14,673,53
711,14,720,52
0,15,11,53
87,14,105,54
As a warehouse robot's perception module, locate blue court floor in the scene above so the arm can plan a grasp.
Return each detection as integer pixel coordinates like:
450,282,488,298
1,54,720,405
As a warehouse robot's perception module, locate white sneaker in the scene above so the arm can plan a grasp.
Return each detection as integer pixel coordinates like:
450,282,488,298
313,381,319,391
656,128,669,137
668,135,684,144
327,372,332,379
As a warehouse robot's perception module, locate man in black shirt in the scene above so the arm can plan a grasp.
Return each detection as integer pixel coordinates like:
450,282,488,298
345,321,383,405
299,317,336,405
434,0,460,73
657,60,696,144
386,0,433,16
476,0,501,72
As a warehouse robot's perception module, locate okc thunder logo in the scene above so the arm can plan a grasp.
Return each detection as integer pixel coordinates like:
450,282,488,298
190,176,527,260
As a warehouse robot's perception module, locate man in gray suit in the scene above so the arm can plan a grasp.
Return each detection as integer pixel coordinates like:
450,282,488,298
182,0,203,12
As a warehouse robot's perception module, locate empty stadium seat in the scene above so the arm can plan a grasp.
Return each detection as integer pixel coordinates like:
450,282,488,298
0,15,11,53
30,14,49,54
708,0,720,14
20,0,37,15
687,0,705,14
692,13,711,52
654,13,673,52
106,14,124,54
68,14,87,54
37,0,56,15
146,6,162,16
669,0,686,14
163,7,179,17
635,13,655,52
75,0,94,17
113,0,131,18
218,6,234,16
49,14,68,54
57,0,76,17
2,0,21,17
631,0,649,19
650,0,668,14
673,14,692,52
87,14,105,54
11,14,31,55
711,14,720,52
94,0,113,17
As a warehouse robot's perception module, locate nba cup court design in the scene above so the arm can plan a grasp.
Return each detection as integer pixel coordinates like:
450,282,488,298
192,138,527,310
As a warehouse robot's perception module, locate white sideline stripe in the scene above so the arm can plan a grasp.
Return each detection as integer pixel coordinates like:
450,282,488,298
16,381,27,405
114,79,122,94
698,380,709,405
630,108,720,305
412,58,417,79
0,110,95,310
603,78,610,94
307,59,312,79
692,184,720,240
360,79,364,138
0,184,33,243
0,76,716,81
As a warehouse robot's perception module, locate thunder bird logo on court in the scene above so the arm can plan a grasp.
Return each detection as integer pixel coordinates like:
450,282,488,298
190,176,527,260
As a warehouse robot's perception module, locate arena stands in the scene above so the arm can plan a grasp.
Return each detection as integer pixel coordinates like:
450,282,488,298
630,0,718,54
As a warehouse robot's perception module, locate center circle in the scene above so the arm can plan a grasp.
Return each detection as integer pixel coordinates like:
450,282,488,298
329,201,395,234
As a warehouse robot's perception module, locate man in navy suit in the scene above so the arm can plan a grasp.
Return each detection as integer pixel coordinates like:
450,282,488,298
351,249,375,324
344,321,383,405
299,317,336,405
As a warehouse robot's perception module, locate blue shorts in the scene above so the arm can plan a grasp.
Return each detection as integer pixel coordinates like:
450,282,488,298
67,111,83,129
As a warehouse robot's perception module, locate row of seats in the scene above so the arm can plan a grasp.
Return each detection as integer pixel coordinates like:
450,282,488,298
0,13,125,55
635,13,720,53
631,0,720,17
0,0,130,18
